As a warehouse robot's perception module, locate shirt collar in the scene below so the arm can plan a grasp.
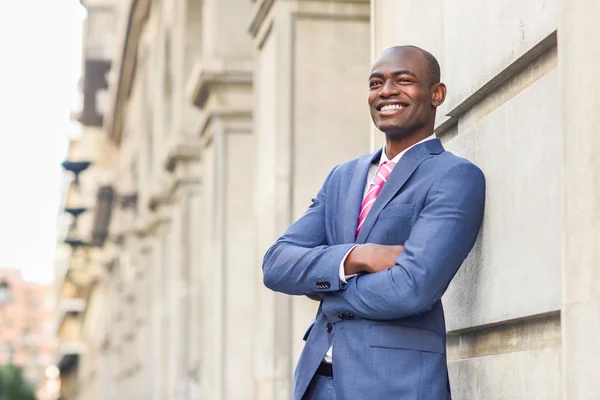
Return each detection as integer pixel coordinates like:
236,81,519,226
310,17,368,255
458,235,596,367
379,133,437,166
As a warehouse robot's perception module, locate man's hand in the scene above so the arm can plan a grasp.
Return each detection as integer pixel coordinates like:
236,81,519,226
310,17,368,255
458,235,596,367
344,244,404,275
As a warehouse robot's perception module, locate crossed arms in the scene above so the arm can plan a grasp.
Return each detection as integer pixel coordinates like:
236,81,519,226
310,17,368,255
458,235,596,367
262,162,485,321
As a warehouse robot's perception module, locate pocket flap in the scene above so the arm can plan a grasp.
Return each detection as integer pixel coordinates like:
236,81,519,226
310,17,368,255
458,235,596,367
378,203,415,220
369,324,445,353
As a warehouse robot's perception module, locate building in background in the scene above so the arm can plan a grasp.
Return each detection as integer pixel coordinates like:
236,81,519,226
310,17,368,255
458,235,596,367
54,1,122,400
0,267,55,393
54,0,600,399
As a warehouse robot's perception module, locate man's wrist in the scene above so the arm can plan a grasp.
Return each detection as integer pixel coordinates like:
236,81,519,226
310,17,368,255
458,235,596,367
344,245,366,275
339,245,358,283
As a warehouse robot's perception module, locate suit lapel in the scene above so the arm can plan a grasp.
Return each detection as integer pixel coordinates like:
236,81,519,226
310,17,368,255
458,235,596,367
341,149,382,244
355,139,444,244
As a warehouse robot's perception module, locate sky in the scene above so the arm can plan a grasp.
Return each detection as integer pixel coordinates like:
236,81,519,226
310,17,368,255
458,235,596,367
0,1,85,283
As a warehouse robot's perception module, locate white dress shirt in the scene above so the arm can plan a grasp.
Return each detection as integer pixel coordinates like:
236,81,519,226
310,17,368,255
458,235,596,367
323,134,437,363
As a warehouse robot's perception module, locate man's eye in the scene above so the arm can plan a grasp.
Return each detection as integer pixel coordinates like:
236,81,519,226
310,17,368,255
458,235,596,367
369,81,381,87
398,78,412,83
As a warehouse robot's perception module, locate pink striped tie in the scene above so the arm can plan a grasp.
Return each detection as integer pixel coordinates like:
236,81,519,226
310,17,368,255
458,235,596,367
356,161,396,238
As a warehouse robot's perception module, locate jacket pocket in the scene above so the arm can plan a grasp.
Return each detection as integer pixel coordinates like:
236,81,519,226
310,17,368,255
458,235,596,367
378,203,415,220
368,324,445,354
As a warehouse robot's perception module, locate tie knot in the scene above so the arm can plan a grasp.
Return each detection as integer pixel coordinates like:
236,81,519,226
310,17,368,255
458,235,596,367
373,161,396,186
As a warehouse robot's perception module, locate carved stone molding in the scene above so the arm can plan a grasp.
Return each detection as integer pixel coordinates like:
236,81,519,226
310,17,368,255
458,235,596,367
249,0,370,37
188,64,253,110
105,0,152,145
163,136,202,173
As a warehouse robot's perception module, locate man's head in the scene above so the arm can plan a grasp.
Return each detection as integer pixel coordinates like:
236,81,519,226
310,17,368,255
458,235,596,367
368,46,446,140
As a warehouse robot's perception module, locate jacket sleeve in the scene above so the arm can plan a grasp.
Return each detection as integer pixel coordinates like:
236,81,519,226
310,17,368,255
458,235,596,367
262,166,356,295
322,162,486,320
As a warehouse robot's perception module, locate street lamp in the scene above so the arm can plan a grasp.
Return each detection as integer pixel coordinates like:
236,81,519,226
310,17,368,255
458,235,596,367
60,161,92,186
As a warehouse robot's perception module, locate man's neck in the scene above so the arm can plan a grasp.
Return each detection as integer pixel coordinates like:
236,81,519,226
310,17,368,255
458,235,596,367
384,132,435,160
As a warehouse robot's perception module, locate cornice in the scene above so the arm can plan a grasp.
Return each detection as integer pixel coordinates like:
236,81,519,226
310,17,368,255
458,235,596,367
105,0,152,145
133,213,171,238
163,136,202,173
188,64,253,110
249,0,370,37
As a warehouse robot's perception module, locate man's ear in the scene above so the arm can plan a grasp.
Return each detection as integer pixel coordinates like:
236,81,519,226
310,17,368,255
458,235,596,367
431,83,447,107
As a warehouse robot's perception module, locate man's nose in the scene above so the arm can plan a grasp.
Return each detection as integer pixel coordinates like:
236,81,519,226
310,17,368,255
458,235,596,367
379,79,399,98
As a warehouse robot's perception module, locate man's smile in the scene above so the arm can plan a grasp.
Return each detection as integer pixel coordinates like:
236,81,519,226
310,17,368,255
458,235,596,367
376,101,409,117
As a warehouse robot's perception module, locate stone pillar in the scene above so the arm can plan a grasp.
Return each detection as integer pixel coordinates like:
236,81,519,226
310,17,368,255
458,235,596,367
250,1,371,398
187,1,255,398
161,152,202,400
187,186,203,400
559,1,600,398
191,76,255,400
197,138,224,399
143,221,170,400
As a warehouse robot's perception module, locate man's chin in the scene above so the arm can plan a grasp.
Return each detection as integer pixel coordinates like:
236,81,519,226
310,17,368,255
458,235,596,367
377,122,407,136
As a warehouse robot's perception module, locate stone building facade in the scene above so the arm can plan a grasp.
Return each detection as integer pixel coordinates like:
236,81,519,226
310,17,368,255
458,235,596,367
55,0,600,399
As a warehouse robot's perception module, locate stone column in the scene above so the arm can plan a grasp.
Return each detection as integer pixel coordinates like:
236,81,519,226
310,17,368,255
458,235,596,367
197,137,224,399
141,221,170,400
187,186,203,400
559,1,600,398
187,1,255,398
250,1,371,398
161,153,202,400
190,71,255,400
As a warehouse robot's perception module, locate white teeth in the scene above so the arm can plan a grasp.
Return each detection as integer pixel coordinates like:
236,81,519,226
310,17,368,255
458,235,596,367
381,104,405,112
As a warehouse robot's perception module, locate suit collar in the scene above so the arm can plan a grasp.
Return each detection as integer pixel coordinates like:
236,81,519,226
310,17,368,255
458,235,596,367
380,134,439,166
346,138,444,243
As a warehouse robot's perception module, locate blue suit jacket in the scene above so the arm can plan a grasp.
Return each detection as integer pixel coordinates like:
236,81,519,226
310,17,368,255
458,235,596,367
263,139,485,400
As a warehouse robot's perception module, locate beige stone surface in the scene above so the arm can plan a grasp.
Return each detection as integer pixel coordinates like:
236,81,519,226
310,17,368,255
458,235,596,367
444,68,562,331
559,0,600,397
449,347,561,400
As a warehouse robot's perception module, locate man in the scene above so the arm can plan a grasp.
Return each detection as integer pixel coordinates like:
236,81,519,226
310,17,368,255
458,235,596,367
262,46,485,400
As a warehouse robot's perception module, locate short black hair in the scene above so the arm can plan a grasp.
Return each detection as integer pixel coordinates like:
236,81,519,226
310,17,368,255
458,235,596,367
391,45,441,85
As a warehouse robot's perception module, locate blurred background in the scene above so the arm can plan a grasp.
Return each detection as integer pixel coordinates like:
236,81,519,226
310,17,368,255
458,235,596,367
0,0,598,399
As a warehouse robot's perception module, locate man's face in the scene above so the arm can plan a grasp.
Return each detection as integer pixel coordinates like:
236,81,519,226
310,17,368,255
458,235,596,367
368,48,438,137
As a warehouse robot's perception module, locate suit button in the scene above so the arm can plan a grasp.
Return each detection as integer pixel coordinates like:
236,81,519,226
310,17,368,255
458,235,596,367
316,281,331,289
326,323,332,332
338,313,346,320
347,313,355,319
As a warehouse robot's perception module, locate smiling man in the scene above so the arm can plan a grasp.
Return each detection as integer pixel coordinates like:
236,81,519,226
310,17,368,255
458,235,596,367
262,46,486,400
